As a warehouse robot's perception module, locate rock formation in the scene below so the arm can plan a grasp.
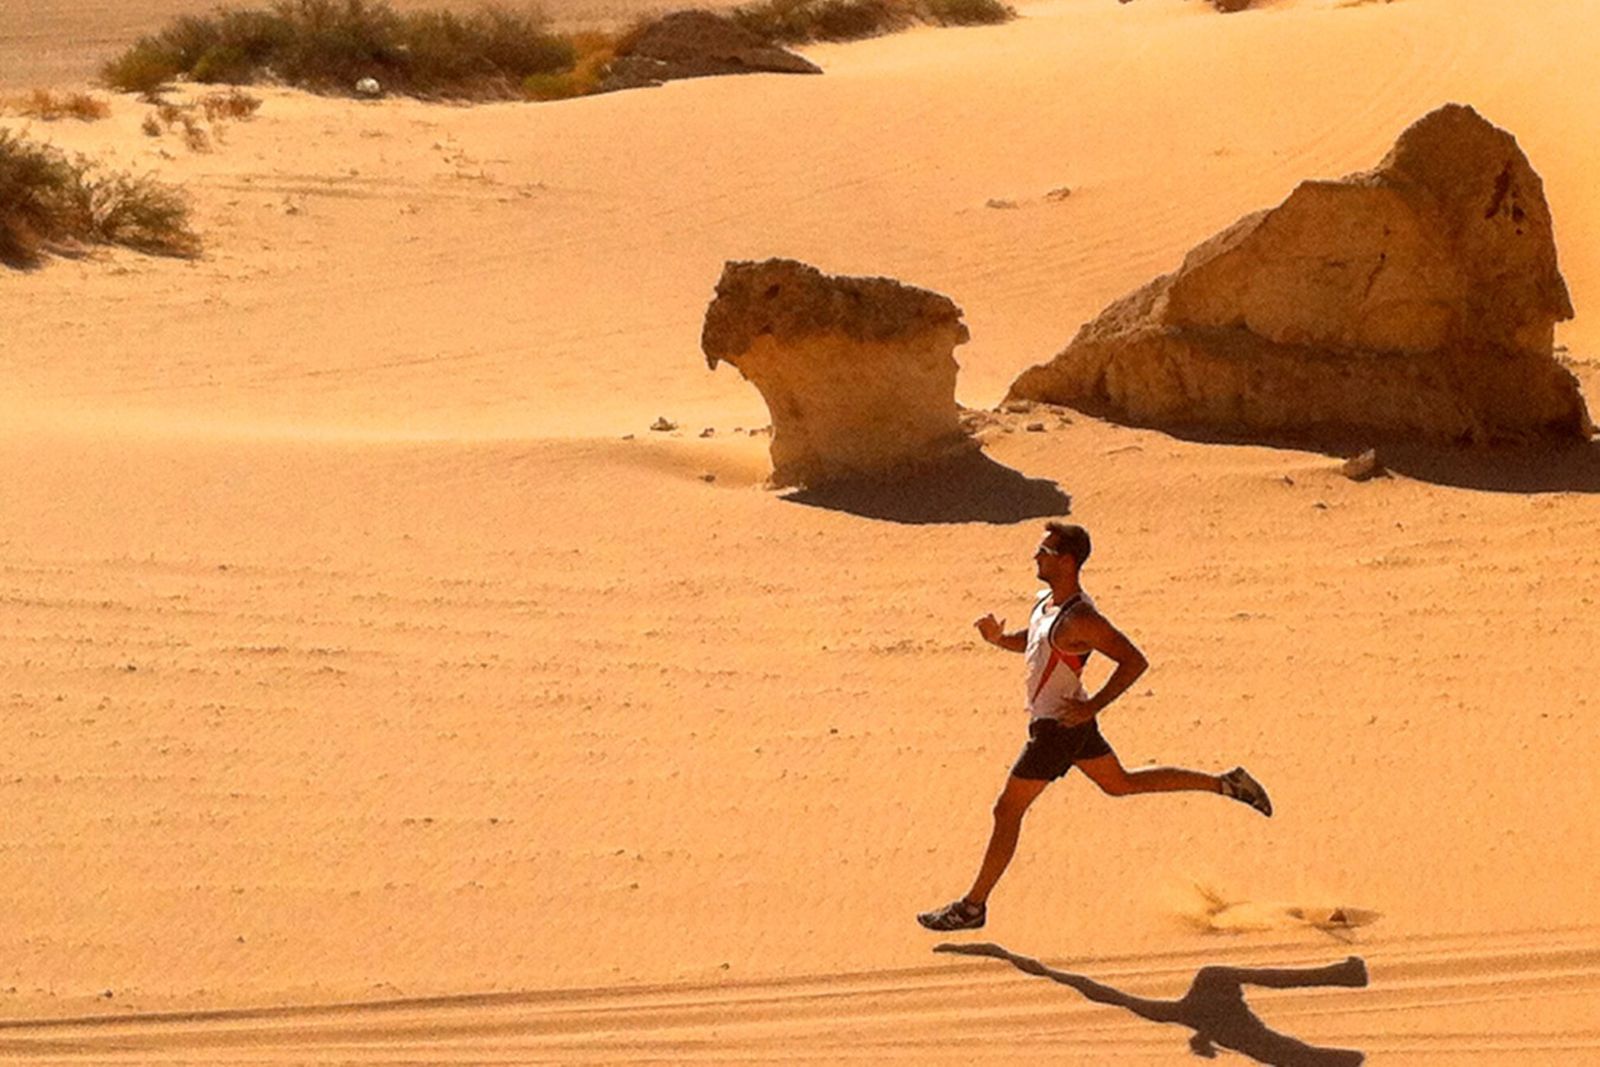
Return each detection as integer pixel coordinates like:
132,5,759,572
600,11,821,93
703,259,973,487
1008,104,1592,446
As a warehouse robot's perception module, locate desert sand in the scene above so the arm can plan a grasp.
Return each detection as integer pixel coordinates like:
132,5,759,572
3,0,1599,1061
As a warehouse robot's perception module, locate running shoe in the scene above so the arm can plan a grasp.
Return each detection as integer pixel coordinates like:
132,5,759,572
918,898,986,931
1219,767,1273,817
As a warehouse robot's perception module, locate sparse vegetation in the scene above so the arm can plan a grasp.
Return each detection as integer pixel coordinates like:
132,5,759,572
103,0,577,100
103,0,1012,105
522,31,616,100
201,87,264,121
921,0,1012,26
2,89,112,122
137,90,261,152
731,0,1009,44
0,127,200,268
732,0,909,43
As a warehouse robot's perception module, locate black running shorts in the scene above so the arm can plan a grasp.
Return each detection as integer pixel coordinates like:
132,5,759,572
1011,716,1113,781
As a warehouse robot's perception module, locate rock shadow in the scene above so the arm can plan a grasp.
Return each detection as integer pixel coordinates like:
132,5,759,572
1375,439,1600,493
1067,405,1600,494
780,450,1071,525
936,942,1368,1066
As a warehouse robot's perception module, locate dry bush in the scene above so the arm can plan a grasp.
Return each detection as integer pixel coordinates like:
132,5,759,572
103,38,186,95
200,88,263,121
151,102,213,151
732,0,910,43
3,89,112,122
921,0,1011,25
731,0,1007,44
104,0,577,100
79,170,201,257
523,31,615,100
0,128,199,267
104,0,1010,106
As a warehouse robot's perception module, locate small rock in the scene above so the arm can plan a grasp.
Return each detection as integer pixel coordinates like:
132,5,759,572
1001,400,1032,414
699,471,716,483
1313,501,1329,509
1045,186,1072,201
1026,421,1046,432
1341,448,1382,480
355,77,382,97
621,433,635,440
650,416,677,432
985,198,1020,210
699,427,714,438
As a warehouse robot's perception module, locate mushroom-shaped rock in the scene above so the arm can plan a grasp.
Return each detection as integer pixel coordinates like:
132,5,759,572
703,259,973,487
1008,104,1592,446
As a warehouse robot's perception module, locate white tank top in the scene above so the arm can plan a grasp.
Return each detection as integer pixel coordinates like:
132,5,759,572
1025,589,1093,720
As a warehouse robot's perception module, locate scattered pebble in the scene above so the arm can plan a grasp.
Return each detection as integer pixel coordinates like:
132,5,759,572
699,472,716,483
1341,448,1383,480
985,198,1020,210
699,427,714,438
649,416,677,432
1026,421,1046,432
1045,185,1073,201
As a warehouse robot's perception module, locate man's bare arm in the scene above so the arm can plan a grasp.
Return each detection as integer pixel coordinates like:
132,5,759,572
974,613,1026,653
1055,608,1148,717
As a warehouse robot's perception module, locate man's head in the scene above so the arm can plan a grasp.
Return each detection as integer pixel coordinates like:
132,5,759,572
1035,522,1091,580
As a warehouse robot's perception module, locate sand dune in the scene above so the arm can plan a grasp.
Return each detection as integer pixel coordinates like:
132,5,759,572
4,0,1600,1062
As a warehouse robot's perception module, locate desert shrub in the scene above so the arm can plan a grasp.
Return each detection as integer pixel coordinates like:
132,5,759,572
200,88,264,121
192,44,259,83
731,0,921,43
472,7,575,77
147,102,214,151
267,0,407,89
0,128,81,264
3,90,112,121
0,128,198,267
105,0,1010,102
922,0,1011,25
104,1,574,99
102,37,185,94
76,169,201,257
523,30,613,100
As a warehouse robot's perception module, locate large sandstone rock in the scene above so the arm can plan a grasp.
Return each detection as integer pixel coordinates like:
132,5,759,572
1008,104,1592,446
600,11,820,93
703,259,973,487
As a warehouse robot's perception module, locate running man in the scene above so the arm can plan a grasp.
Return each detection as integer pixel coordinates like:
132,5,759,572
917,522,1272,932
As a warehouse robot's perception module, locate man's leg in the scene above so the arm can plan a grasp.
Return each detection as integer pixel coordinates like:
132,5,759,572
964,774,1052,905
1077,751,1272,816
1076,751,1219,796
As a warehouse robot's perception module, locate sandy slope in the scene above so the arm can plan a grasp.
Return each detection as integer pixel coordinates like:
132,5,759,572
4,0,1600,1062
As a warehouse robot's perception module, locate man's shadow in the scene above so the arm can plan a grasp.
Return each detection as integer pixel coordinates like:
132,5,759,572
936,942,1368,1066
